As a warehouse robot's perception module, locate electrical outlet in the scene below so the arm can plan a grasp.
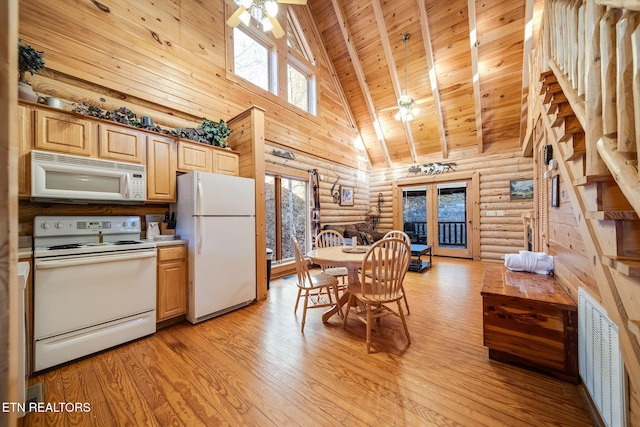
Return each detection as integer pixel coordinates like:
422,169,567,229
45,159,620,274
486,211,496,216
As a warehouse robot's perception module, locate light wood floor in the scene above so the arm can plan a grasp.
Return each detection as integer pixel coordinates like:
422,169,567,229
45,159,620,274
21,258,593,426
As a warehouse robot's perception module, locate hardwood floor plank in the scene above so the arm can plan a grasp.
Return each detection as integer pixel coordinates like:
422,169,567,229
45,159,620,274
21,258,593,426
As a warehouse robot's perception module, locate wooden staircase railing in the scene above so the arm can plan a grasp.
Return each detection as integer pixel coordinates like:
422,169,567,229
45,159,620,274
525,0,640,409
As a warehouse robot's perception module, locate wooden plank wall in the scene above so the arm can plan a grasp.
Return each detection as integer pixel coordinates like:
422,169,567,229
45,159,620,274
18,0,361,171
369,150,534,262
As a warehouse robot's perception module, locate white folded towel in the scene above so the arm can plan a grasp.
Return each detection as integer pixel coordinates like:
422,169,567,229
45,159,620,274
504,250,554,275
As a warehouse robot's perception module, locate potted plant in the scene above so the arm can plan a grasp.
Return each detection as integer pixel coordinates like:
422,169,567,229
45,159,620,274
199,118,231,148
18,39,45,102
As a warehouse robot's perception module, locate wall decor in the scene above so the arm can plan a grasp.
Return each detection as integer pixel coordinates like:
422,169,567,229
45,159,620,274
340,186,354,206
272,149,294,159
408,162,457,175
551,175,559,207
510,179,534,199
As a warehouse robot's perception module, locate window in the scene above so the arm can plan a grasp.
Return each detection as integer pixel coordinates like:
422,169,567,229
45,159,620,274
233,27,275,93
287,64,308,111
265,174,309,262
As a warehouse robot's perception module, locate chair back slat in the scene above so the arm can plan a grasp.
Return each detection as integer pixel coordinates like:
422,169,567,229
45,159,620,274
384,230,411,245
292,236,313,288
358,237,410,300
316,229,346,248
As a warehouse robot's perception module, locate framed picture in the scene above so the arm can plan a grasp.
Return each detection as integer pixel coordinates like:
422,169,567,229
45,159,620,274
551,175,560,207
510,179,534,199
340,186,354,206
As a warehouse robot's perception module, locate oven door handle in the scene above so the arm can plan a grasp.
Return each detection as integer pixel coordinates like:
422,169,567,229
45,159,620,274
36,250,157,269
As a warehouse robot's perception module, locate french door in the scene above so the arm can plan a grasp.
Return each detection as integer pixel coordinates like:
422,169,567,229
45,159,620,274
400,179,473,259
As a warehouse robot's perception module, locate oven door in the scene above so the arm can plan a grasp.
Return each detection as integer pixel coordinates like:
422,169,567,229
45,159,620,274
34,249,157,370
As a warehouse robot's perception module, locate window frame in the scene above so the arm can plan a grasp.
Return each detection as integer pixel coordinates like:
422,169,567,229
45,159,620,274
265,167,310,263
286,53,317,115
228,24,278,96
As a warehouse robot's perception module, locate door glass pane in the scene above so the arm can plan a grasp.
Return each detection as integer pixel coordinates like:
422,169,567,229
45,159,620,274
402,187,427,244
265,175,276,257
280,177,308,260
437,186,467,249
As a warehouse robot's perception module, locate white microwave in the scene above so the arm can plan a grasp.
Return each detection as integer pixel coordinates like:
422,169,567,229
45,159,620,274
31,150,147,204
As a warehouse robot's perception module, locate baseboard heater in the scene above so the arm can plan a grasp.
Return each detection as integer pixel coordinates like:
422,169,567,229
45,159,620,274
578,288,626,427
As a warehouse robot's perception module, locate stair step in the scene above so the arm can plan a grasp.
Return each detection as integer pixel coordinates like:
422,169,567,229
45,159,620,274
573,175,614,186
563,133,586,161
539,70,556,82
602,255,640,278
629,320,640,342
586,210,639,220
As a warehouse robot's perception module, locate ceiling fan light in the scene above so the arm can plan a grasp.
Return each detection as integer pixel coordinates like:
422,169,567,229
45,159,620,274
239,0,253,8
264,1,279,17
261,16,274,31
239,10,251,25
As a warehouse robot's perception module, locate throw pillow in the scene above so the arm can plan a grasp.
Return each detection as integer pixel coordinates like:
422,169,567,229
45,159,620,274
359,231,371,245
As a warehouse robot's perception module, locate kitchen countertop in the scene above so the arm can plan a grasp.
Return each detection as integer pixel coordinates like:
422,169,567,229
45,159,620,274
18,247,32,259
142,238,188,246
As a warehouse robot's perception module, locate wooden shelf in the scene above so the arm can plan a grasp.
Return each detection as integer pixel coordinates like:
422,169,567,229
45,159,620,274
602,255,640,278
586,211,640,221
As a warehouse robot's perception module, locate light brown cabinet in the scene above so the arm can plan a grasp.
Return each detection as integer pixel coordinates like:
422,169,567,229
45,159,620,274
34,109,93,156
177,140,212,172
156,244,188,322
18,105,32,197
98,123,146,164
177,140,239,176
147,135,177,202
213,150,239,175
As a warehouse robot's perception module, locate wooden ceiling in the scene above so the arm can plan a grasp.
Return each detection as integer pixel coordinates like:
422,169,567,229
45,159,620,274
306,0,544,169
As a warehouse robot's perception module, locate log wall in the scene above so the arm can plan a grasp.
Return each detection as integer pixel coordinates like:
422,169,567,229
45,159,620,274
369,150,534,263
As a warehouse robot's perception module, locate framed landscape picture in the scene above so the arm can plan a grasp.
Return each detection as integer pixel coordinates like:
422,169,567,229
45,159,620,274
510,179,534,199
340,186,354,206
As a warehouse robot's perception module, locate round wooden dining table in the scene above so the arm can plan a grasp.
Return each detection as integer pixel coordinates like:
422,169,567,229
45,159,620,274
307,245,371,321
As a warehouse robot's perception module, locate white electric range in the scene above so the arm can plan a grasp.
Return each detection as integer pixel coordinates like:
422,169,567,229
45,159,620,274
33,216,157,371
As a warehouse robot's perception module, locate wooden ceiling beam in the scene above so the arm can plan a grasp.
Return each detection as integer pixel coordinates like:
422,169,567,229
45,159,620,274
330,0,392,167
299,5,373,170
417,0,449,159
467,0,484,154
371,0,418,163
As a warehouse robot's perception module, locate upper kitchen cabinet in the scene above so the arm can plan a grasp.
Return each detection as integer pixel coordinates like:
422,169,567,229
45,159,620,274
177,140,213,172
18,105,32,198
34,109,92,156
177,140,239,176
147,134,177,202
213,150,239,176
98,123,146,164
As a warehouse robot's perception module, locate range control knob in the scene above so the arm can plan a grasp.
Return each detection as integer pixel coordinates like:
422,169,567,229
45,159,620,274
122,222,129,228
131,221,138,228
41,222,50,229
55,222,64,229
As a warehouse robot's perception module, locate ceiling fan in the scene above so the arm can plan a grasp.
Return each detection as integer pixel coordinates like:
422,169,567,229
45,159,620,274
226,0,307,39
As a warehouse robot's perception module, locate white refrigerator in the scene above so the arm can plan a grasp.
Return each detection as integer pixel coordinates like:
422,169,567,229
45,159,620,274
176,171,256,324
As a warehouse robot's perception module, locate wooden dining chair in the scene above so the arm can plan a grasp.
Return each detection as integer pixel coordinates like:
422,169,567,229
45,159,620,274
315,229,349,290
383,230,412,314
292,236,343,333
342,237,411,353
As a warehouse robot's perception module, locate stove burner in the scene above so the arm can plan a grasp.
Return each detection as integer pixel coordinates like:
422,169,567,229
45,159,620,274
113,240,142,245
48,243,83,250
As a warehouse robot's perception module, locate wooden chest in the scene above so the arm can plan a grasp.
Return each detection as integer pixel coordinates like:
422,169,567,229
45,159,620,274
481,266,579,383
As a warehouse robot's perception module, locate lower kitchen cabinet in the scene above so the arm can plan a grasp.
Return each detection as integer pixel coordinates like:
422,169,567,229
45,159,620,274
156,244,188,322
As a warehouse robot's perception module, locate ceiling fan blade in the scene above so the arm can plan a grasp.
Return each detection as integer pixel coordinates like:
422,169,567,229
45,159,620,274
276,0,307,4
226,6,246,27
269,16,285,38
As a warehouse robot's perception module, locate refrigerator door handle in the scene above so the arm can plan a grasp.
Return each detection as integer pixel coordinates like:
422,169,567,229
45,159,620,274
197,215,203,254
196,179,203,216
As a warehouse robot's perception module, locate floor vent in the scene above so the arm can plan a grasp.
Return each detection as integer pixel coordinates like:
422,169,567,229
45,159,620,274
578,288,626,427
25,383,43,412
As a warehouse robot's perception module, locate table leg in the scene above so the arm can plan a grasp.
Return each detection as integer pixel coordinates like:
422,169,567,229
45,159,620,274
322,267,358,322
